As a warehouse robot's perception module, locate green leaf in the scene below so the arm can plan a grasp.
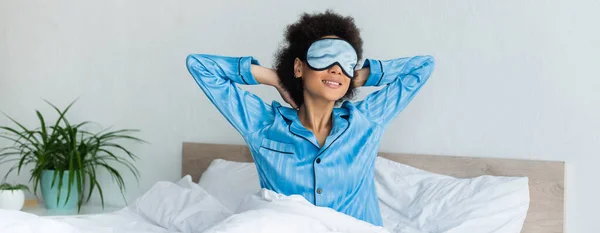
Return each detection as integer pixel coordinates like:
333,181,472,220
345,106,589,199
65,155,75,206
0,113,40,145
55,170,63,206
0,127,38,148
35,110,48,144
0,183,29,192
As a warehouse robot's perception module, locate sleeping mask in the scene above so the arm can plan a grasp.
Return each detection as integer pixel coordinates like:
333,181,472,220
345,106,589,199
306,38,358,78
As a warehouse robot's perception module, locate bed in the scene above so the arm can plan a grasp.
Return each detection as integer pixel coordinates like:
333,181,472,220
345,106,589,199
1,142,565,233
182,142,565,233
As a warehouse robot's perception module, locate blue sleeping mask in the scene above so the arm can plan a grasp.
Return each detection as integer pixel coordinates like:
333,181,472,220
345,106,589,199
306,38,358,78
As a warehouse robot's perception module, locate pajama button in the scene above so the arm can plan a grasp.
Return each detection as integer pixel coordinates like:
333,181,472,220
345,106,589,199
316,188,322,194
316,158,321,163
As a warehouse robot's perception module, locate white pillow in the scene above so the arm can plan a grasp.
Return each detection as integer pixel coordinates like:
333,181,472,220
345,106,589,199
375,157,530,233
198,159,261,211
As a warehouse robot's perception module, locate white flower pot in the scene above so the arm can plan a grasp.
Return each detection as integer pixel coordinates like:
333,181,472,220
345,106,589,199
0,190,25,210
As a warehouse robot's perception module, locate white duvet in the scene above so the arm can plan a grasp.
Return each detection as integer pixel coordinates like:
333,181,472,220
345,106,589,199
206,189,388,233
0,176,389,233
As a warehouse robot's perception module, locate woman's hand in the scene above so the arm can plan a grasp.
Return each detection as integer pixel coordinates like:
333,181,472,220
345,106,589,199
352,68,370,87
251,65,299,109
275,85,298,109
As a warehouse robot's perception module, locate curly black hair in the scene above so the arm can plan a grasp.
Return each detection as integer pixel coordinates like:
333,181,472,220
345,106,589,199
274,10,363,107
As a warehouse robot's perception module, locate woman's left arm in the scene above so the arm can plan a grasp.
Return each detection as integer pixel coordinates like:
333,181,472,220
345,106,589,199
354,55,435,126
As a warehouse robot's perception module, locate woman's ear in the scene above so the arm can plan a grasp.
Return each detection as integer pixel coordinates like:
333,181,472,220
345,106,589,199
293,58,303,78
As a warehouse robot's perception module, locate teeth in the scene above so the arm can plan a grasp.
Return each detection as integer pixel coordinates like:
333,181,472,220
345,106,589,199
323,80,341,86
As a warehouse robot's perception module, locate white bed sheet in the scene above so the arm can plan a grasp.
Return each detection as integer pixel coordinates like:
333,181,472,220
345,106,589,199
1,207,177,233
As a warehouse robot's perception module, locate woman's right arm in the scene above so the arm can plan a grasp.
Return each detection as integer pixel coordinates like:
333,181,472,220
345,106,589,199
186,54,282,136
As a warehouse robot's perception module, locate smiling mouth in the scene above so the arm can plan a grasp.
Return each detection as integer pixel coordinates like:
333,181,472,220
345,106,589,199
322,80,341,86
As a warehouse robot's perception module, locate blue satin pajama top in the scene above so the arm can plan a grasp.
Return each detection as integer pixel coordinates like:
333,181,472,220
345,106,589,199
186,53,435,226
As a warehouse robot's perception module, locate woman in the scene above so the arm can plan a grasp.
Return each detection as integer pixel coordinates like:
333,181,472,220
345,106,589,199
186,10,435,226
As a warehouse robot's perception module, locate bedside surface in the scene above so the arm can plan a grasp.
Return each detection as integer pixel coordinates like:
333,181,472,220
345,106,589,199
21,204,123,216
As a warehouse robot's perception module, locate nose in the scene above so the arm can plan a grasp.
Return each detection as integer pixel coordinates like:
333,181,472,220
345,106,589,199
328,64,343,75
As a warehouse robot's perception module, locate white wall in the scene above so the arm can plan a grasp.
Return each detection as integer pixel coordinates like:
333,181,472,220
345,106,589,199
1,0,598,231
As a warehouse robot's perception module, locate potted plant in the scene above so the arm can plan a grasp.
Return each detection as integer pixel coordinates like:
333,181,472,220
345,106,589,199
0,100,144,212
0,183,29,210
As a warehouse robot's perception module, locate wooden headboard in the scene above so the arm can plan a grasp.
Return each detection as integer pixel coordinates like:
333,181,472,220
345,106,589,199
182,142,565,233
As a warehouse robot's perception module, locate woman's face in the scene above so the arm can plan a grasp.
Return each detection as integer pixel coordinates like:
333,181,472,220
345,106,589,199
294,36,353,104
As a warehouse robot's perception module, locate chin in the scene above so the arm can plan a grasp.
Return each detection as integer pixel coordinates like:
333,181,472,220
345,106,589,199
323,94,345,103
